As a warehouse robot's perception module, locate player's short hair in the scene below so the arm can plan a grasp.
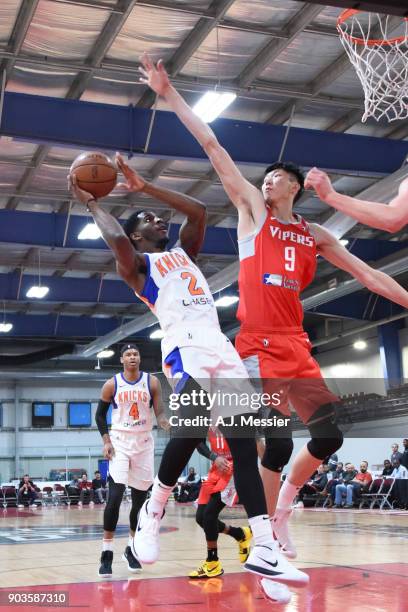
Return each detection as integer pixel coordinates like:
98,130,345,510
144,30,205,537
264,162,305,203
120,343,139,357
123,210,147,243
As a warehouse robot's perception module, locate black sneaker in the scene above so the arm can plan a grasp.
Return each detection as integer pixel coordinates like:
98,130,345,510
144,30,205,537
99,550,113,577
122,545,142,573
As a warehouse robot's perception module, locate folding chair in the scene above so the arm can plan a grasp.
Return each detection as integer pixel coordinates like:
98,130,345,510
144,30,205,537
2,486,18,508
359,479,382,509
376,478,396,510
41,486,54,507
53,484,70,505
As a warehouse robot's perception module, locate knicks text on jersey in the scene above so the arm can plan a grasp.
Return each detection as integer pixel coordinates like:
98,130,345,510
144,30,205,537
111,371,152,432
135,247,219,334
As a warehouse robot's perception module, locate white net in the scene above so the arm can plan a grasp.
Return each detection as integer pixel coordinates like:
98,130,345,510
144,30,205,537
337,12,408,122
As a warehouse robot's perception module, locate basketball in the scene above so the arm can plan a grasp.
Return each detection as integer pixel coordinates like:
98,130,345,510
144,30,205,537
70,152,117,199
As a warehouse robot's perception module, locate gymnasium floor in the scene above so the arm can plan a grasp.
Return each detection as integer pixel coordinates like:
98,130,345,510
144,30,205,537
1,501,407,611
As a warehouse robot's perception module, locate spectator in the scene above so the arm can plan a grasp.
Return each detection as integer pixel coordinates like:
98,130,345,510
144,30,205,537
78,473,94,506
333,463,358,508
333,462,345,479
296,465,328,506
327,453,339,472
391,458,408,479
175,467,201,503
382,459,394,476
92,470,107,504
17,474,37,508
401,439,408,469
348,461,372,505
390,443,403,465
326,462,346,506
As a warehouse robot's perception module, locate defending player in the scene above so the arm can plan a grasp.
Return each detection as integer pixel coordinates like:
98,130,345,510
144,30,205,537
95,343,169,577
138,53,408,560
189,429,252,579
70,160,308,600
305,166,408,232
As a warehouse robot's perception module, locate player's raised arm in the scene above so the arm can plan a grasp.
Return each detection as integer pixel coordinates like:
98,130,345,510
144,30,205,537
69,175,145,290
139,54,265,230
116,154,206,259
306,168,408,233
310,223,408,309
149,375,170,431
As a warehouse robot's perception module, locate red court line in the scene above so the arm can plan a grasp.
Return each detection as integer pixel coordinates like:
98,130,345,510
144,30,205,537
0,563,407,611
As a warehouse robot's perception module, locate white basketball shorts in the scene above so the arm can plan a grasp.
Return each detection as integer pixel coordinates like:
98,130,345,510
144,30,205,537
109,430,154,491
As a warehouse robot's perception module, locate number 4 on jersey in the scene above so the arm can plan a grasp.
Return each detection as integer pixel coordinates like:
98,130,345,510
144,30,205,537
129,402,139,419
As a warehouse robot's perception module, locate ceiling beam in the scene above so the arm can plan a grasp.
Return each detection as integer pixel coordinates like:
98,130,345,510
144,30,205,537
136,0,236,108
0,0,40,82
236,4,324,88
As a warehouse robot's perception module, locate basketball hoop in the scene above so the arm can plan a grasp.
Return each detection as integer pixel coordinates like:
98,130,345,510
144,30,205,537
337,9,408,122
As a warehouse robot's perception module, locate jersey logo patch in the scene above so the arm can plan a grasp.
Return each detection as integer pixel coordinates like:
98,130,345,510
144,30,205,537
263,274,299,292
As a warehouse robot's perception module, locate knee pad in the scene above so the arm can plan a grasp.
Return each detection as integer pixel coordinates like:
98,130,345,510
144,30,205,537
306,409,343,460
261,437,294,472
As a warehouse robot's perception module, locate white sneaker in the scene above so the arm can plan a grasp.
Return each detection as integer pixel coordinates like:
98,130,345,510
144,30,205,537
294,501,304,508
272,509,297,559
244,544,309,586
132,500,164,564
259,578,292,604
17,504,24,509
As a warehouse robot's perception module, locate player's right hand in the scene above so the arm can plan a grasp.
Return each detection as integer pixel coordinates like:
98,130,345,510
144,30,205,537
139,53,171,97
68,174,96,207
305,167,334,201
103,442,115,460
214,456,231,473
115,153,146,192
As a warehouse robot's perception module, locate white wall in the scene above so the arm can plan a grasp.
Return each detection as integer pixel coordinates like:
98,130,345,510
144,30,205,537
399,327,408,380
315,337,386,396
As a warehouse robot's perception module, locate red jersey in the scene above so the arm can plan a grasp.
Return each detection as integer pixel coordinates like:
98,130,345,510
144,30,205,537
208,428,232,461
237,211,317,331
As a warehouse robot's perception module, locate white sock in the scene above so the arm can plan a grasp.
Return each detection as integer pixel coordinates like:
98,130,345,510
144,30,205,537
277,479,300,511
248,515,274,547
128,536,133,547
102,539,113,552
148,476,173,515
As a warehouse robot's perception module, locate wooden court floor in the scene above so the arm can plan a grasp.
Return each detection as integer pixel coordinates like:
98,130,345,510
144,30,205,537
0,501,407,611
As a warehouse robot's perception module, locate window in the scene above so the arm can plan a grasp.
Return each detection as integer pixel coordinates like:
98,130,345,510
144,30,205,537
32,402,54,428
68,402,91,427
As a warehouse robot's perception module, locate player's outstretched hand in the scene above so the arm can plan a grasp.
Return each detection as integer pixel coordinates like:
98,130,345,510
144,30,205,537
398,176,408,198
139,52,171,97
68,174,96,206
115,153,146,192
305,167,335,202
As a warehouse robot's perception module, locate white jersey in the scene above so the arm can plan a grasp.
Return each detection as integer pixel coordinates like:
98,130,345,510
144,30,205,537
111,371,152,433
136,247,219,334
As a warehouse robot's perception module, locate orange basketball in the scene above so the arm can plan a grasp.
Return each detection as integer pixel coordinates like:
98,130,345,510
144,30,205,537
70,152,117,199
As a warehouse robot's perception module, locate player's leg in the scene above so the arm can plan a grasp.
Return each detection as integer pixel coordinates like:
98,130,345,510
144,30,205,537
122,487,148,572
133,376,207,564
100,475,126,577
189,493,224,579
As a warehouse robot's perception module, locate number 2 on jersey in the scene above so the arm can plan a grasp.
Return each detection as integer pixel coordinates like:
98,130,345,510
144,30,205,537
181,271,204,295
284,246,296,272
129,402,139,420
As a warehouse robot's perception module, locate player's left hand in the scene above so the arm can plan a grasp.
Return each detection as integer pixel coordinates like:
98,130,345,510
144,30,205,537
157,415,171,431
115,153,146,192
214,456,231,473
68,174,96,206
139,53,171,97
305,167,334,201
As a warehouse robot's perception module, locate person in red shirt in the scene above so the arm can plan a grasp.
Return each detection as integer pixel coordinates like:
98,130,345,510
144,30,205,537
189,429,252,579
334,461,372,508
78,472,94,506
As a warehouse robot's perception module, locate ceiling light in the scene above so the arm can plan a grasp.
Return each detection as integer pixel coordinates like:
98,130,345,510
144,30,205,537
78,223,102,240
150,328,164,339
193,91,237,123
214,295,239,308
97,349,114,359
353,340,367,350
340,239,349,246
0,323,13,333
26,286,49,299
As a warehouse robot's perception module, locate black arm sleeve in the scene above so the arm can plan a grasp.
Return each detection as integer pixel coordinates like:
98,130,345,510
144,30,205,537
197,442,217,462
95,400,110,437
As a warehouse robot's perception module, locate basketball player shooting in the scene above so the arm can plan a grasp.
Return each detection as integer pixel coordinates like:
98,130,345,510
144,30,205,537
139,52,408,560
70,158,309,601
305,167,408,233
95,343,169,578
